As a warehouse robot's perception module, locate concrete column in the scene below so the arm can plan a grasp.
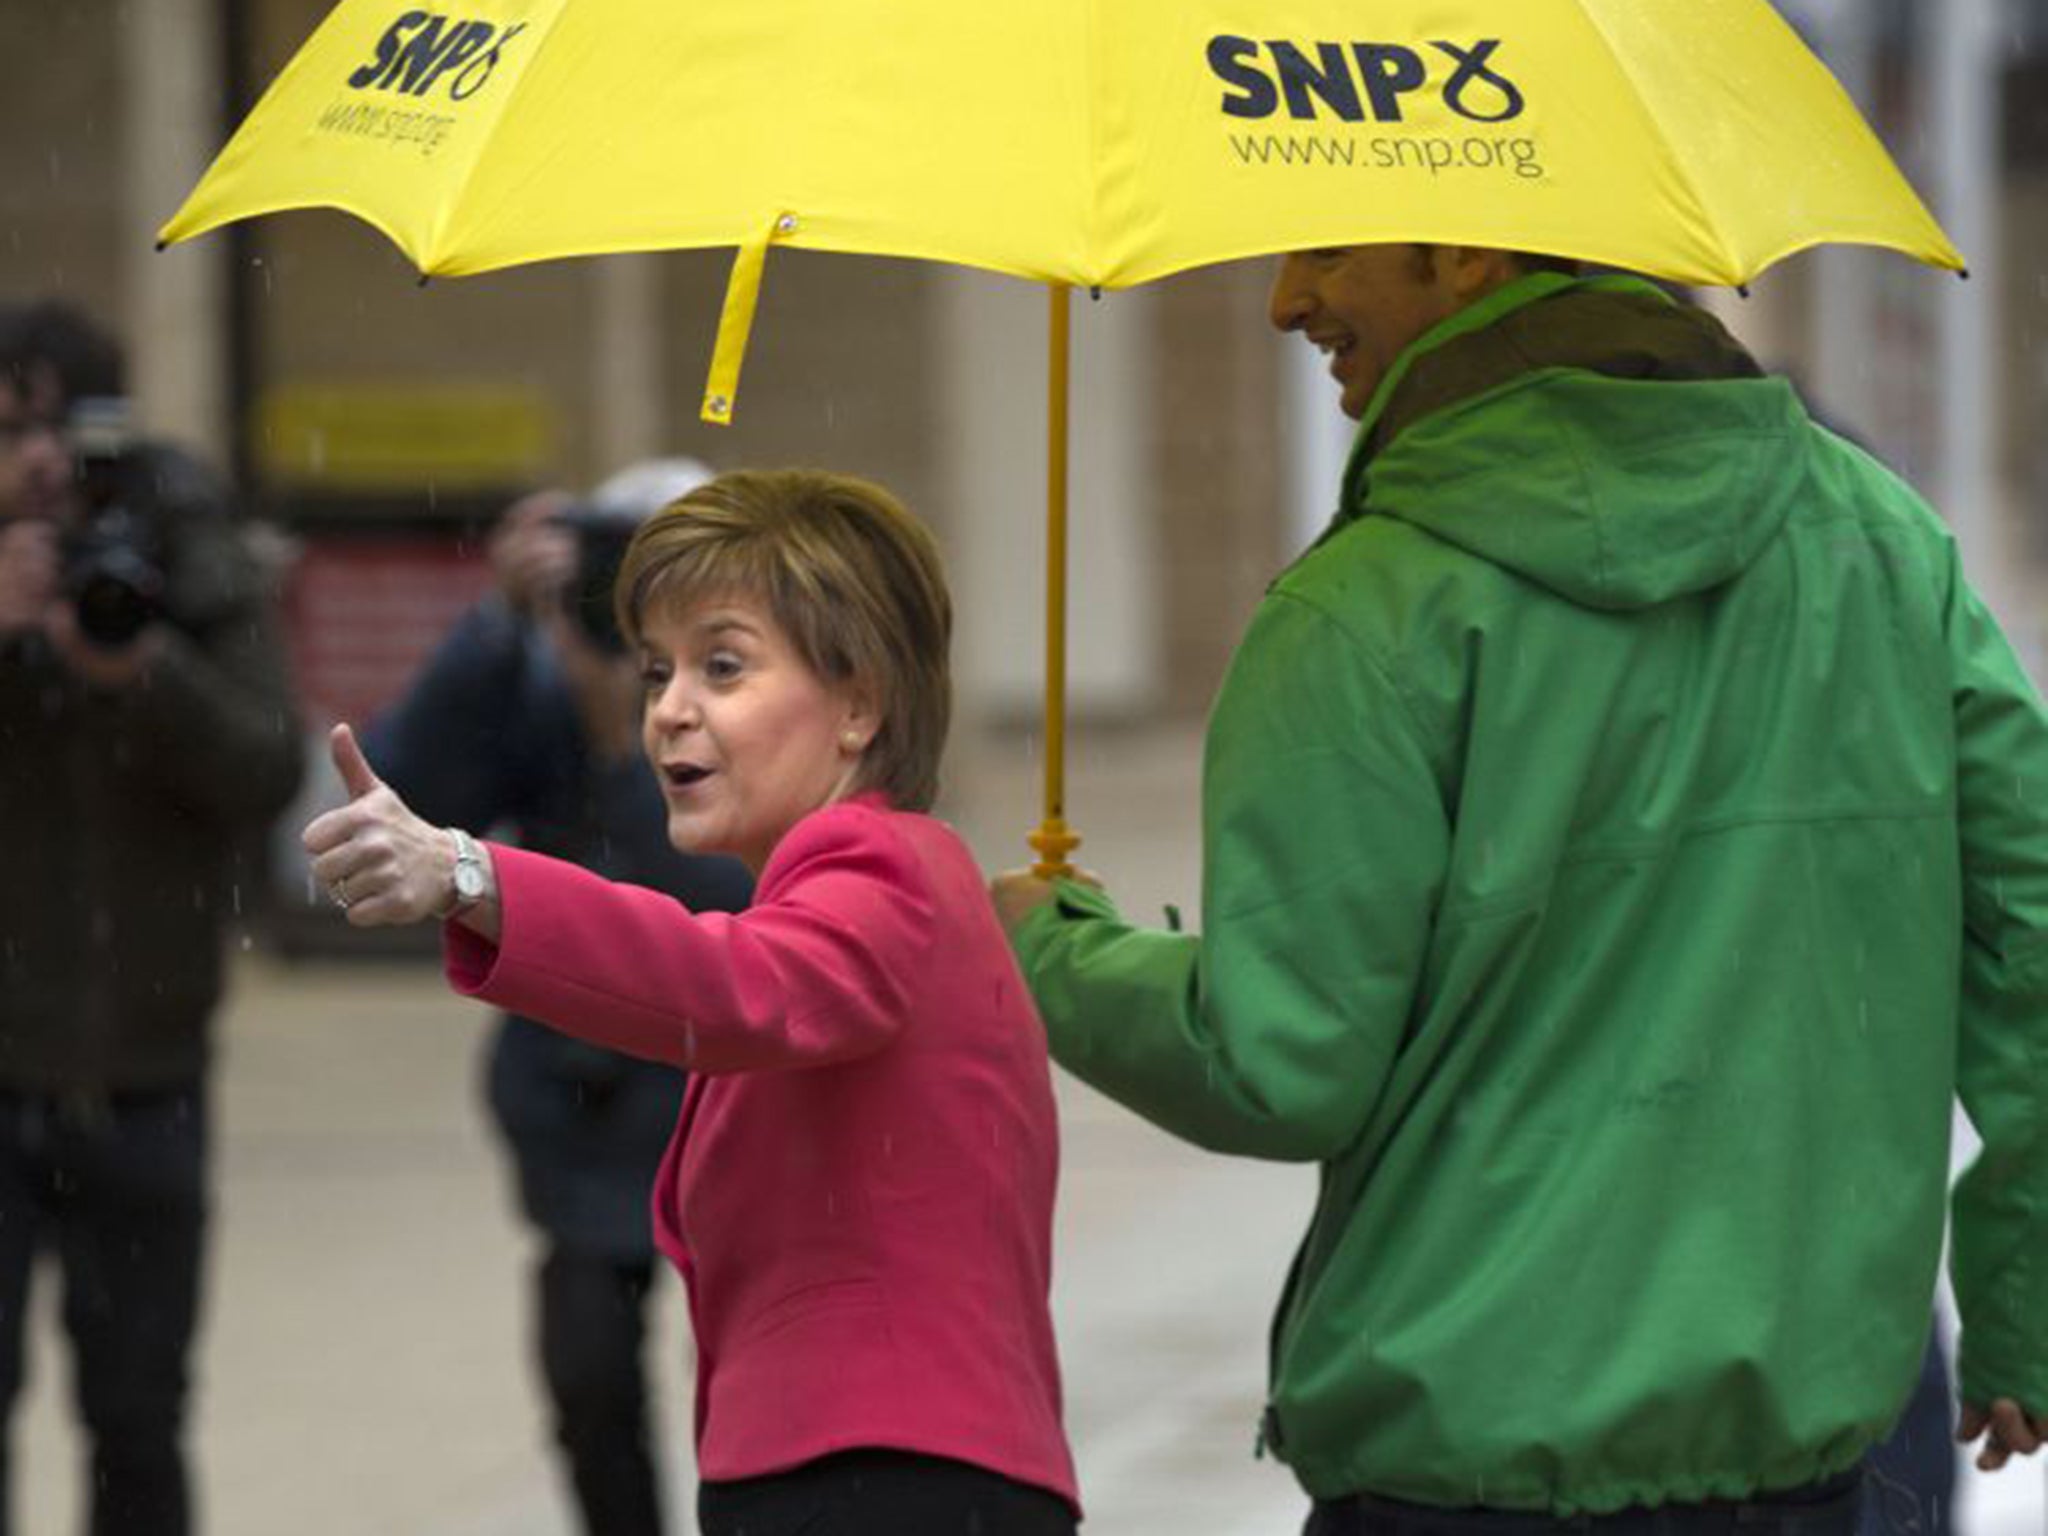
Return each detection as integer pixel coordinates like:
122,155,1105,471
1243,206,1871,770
121,0,229,464
589,254,668,474
1801,0,1882,442
1931,0,2001,575
936,272,1158,720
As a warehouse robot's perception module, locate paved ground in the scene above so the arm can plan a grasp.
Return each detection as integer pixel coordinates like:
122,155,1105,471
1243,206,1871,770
14,722,2047,1534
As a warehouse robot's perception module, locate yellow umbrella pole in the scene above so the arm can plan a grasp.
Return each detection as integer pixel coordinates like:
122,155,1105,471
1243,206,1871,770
1028,283,1081,880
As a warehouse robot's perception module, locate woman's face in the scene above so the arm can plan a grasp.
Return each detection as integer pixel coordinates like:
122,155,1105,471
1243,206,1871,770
637,591,873,873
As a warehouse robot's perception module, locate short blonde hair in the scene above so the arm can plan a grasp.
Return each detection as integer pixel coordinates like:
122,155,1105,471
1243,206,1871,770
616,469,953,812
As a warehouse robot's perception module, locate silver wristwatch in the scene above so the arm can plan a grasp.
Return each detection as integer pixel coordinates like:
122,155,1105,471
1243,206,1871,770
443,827,488,917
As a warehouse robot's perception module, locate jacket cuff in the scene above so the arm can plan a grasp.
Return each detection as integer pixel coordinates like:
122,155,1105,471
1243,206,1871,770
1011,877,1121,969
443,915,502,995
1051,877,1118,921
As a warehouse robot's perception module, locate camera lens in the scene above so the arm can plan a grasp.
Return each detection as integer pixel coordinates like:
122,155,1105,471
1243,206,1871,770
554,510,636,655
73,566,158,648
569,577,626,654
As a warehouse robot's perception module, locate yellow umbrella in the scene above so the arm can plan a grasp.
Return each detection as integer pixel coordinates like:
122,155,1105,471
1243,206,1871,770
160,0,1963,873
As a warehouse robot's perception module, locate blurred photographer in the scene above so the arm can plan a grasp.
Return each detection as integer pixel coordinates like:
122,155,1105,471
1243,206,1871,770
0,299,303,1536
364,460,751,1536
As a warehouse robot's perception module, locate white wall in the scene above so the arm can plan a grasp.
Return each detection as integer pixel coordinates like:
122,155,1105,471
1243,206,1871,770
937,272,1159,718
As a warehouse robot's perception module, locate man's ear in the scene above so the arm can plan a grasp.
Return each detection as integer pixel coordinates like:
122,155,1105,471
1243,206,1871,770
1443,246,1522,302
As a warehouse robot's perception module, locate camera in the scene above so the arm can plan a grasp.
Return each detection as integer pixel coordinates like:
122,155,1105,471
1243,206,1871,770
61,397,166,650
552,503,639,655
64,506,165,650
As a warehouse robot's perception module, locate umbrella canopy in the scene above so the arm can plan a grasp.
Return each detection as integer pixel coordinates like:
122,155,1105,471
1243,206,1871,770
163,0,1960,292
160,0,1964,871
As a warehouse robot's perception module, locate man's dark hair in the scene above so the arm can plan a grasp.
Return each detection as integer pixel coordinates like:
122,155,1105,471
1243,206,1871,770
1407,245,1585,284
0,299,125,410
1512,250,1585,278
0,306,31,402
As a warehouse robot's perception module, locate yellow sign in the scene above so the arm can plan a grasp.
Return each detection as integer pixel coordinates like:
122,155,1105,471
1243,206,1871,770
257,382,553,490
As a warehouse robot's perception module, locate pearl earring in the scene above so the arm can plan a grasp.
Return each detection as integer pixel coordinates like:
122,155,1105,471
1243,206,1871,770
841,730,863,753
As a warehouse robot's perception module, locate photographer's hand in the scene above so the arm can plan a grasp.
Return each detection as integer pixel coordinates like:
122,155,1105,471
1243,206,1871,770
0,517,58,637
487,489,575,616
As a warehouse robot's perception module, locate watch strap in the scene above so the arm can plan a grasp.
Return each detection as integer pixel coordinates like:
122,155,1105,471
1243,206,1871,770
438,827,489,919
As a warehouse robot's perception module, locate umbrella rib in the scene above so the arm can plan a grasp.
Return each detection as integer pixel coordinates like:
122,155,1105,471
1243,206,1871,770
415,2,586,275
1570,2,1744,283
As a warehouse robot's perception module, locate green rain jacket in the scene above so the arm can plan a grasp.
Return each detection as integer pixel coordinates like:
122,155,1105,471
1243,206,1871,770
1013,273,2048,1512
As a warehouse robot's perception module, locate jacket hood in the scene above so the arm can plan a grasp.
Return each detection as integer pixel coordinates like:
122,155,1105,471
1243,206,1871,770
1337,274,1812,612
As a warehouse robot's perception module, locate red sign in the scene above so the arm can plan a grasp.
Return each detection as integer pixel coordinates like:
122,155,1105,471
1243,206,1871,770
284,535,495,728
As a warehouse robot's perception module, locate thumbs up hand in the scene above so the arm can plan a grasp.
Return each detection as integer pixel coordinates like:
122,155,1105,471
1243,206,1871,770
302,723,465,926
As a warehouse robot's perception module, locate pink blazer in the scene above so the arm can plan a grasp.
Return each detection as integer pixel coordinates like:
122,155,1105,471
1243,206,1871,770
444,793,1077,1510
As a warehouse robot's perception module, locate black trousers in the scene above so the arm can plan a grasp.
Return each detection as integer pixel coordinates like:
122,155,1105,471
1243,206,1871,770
1861,1331,1955,1536
536,1247,663,1536
1307,1470,1864,1536
0,1088,207,1536
699,1448,1078,1536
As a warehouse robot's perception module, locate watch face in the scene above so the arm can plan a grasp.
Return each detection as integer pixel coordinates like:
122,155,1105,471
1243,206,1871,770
455,862,486,899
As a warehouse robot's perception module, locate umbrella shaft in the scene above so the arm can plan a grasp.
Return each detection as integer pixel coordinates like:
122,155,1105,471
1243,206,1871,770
1030,284,1080,879
1044,282,1069,825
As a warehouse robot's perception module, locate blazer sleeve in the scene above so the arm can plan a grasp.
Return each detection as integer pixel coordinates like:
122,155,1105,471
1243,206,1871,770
445,802,932,1073
1943,544,2048,1416
1015,590,1449,1161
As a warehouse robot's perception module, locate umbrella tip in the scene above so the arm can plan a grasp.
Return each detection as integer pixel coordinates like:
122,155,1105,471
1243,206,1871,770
152,238,168,254
1957,267,1972,282
417,273,431,289
1736,284,1752,300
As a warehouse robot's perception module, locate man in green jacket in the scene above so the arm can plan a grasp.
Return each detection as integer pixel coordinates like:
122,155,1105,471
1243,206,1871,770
993,245,2048,1533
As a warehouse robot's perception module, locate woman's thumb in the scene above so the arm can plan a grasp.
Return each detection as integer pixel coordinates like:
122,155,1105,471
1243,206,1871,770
329,723,382,800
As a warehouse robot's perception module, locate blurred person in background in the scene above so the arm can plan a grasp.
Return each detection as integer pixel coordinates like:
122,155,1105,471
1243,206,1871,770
364,459,752,1536
0,299,303,1536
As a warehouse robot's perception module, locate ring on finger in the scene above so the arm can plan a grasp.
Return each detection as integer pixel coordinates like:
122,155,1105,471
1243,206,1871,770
329,876,351,909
